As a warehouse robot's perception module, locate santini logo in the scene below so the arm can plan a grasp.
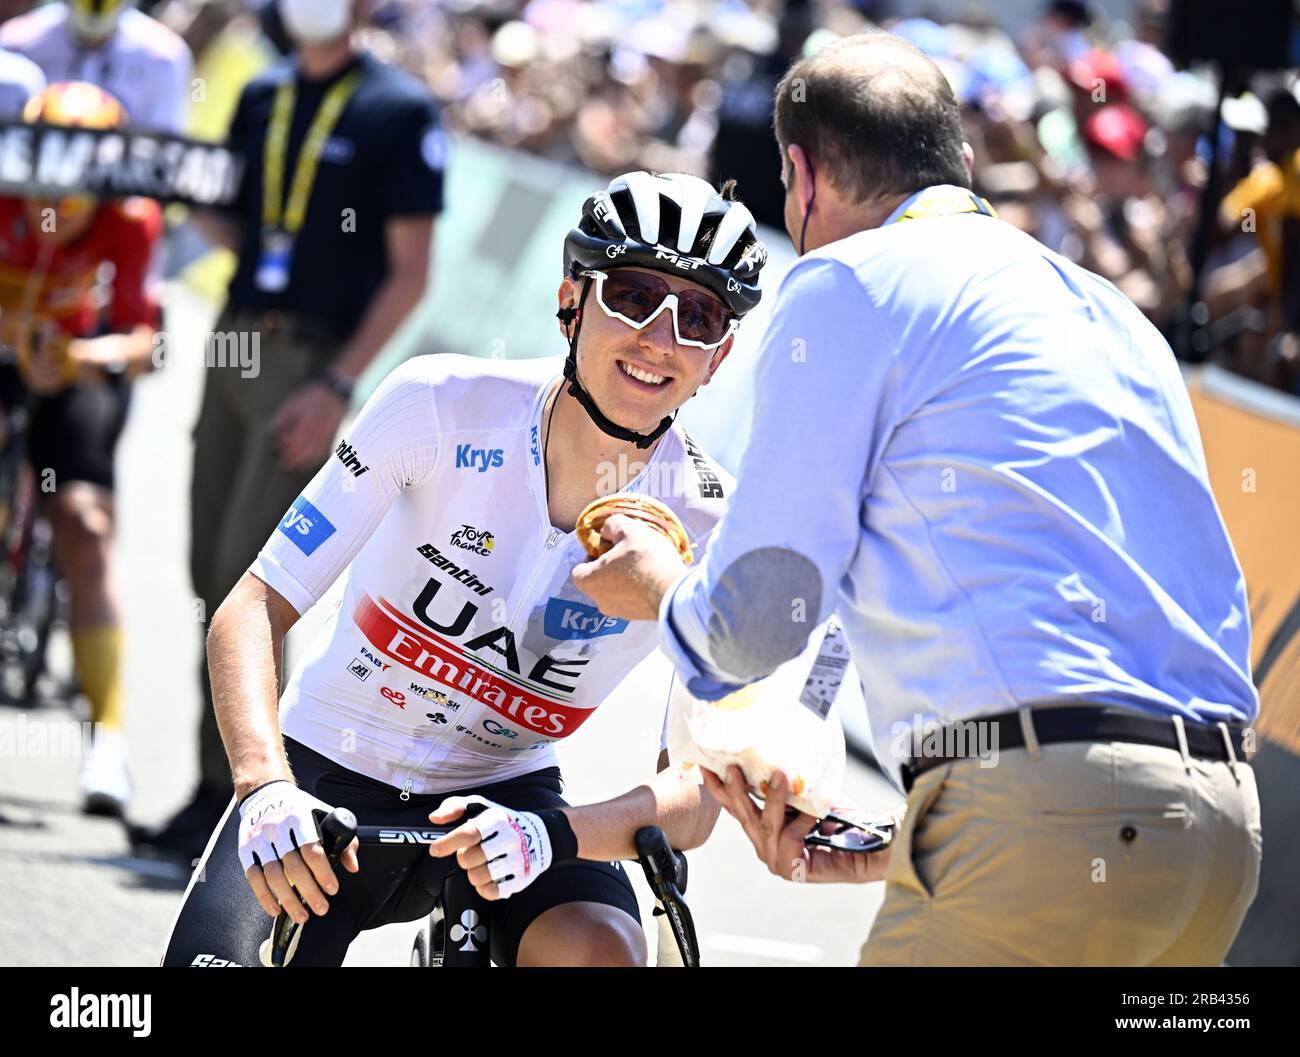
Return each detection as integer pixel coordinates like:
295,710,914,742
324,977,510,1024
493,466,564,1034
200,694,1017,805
278,497,336,555
455,444,503,472
417,544,493,596
50,989,151,1037
334,438,369,477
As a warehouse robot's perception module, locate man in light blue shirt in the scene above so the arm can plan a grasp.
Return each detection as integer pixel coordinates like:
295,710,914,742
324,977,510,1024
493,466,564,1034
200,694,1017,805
574,32,1262,966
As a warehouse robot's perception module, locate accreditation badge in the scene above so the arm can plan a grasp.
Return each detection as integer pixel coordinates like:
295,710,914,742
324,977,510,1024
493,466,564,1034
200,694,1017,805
255,230,294,292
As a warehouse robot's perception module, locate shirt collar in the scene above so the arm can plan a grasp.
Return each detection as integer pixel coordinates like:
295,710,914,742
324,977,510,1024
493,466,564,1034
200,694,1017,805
883,184,994,226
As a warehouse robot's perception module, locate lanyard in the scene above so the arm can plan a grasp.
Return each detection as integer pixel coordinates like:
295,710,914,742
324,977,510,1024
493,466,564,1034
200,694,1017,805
890,185,998,225
262,71,362,236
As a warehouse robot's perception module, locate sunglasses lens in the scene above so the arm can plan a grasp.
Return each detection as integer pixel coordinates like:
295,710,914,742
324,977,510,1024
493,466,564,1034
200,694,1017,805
676,292,730,344
600,270,671,323
597,270,732,345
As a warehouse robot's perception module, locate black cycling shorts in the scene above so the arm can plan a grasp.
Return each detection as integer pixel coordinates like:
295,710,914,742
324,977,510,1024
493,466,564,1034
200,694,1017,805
0,365,129,491
161,738,640,967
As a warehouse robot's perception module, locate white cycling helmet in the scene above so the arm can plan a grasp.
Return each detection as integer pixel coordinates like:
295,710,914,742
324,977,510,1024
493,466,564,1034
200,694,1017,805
564,171,767,318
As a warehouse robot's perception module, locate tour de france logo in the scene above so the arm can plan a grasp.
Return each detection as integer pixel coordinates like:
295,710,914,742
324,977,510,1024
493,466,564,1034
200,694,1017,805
450,524,495,556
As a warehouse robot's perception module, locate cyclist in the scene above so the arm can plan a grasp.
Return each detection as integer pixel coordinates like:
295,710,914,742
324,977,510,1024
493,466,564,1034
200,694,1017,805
0,1,193,135
0,81,163,813
161,171,768,966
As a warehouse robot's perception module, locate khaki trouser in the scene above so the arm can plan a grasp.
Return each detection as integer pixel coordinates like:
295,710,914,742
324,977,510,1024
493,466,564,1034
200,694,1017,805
861,722,1262,966
189,308,344,800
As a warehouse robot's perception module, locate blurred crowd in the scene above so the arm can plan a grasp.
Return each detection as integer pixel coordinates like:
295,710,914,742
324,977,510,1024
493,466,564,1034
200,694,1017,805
358,0,1300,394
7,0,1300,394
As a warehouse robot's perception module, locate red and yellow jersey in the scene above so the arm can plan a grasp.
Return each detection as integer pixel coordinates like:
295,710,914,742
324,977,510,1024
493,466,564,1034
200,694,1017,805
0,194,162,353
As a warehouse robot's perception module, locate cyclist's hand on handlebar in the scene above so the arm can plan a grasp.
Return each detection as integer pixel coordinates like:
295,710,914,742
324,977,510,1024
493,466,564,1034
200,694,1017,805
427,796,557,901
703,765,891,885
237,781,359,924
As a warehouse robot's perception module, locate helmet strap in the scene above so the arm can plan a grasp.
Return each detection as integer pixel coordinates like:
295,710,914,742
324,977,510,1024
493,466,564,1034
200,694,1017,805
558,276,675,450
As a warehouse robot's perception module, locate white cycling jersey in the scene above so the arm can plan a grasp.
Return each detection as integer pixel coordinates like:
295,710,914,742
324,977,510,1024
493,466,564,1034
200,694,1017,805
0,3,192,134
250,354,733,797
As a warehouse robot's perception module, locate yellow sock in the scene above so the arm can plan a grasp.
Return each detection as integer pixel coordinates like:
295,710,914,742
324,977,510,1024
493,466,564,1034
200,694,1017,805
72,625,125,731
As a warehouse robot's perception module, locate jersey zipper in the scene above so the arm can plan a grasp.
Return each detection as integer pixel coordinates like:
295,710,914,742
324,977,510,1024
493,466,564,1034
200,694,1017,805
395,526,563,801
506,527,562,629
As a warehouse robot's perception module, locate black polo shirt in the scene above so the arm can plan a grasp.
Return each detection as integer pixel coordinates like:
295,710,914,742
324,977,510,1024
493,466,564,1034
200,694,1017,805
223,50,445,339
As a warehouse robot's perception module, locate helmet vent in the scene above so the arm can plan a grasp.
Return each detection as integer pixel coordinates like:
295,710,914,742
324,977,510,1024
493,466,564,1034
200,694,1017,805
658,197,682,251
609,188,638,240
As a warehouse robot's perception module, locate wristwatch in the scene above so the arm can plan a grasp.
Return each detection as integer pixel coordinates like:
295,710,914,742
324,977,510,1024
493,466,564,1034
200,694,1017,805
316,367,355,402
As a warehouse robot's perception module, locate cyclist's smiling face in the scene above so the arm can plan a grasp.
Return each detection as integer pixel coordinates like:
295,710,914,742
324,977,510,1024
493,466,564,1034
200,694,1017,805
557,267,734,433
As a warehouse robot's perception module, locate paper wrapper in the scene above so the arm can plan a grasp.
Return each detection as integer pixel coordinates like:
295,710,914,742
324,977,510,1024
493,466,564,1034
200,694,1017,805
668,619,852,819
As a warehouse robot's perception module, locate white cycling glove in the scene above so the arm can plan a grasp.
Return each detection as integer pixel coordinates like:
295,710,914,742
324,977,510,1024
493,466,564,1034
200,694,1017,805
458,796,578,898
237,780,334,873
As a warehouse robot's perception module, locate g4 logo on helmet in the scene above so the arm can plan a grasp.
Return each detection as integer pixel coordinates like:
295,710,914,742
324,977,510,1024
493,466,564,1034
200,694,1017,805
605,244,628,259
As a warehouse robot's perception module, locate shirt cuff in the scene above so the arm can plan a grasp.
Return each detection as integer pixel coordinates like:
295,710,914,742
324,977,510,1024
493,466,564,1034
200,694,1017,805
248,555,316,617
657,569,749,702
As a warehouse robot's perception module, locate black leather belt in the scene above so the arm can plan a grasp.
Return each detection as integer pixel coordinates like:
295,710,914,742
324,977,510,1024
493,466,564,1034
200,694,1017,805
899,706,1250,792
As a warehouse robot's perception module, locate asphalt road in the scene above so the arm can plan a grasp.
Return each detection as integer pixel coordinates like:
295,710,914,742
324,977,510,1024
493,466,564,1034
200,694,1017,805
0,282,902,967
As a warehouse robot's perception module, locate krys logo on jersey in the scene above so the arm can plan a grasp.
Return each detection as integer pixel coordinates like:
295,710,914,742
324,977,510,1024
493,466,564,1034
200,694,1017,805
544,598,628,640
455,444,503,473
353,580,594,739
278,496,336,555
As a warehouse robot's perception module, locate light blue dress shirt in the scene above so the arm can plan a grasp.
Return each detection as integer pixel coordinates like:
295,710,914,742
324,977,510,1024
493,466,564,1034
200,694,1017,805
661,185,1258,770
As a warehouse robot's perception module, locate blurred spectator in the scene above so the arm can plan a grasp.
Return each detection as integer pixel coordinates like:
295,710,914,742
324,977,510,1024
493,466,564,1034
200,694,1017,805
1217,89,1300,391
709,0,812,229
0,0,194,134
1,3,1289,386
1220,91,1300,310
0,43,42,118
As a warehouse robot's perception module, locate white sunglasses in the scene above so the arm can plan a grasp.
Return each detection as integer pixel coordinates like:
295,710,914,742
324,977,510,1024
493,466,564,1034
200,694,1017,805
581,269,739,351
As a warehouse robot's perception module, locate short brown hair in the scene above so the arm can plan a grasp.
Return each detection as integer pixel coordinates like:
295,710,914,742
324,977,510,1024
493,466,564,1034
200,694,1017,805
773,33,970,205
